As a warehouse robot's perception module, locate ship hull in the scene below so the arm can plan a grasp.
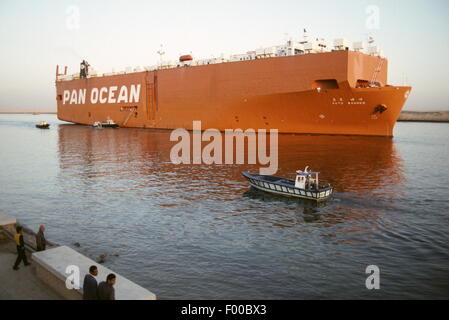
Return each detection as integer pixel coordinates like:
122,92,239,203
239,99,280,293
56,51,411,136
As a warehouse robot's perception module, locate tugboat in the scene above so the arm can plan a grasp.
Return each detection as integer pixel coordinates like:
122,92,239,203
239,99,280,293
92,119,119,128
35,121,50,129
241,167,333,201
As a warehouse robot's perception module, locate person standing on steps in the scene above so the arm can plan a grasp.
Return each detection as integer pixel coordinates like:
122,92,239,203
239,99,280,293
13,226,30,270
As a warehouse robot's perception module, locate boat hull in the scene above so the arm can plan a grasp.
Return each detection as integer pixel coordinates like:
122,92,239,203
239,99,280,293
241,172,333,201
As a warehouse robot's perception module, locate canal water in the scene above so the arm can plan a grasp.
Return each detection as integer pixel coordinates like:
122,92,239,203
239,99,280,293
0,114,448,299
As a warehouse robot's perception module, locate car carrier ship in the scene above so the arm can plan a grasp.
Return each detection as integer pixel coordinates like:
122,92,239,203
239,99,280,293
55,35,411,136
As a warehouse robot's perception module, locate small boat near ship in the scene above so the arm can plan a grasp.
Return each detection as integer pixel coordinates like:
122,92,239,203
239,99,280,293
92,119,119,128
36,121,50,129
241,167,333,201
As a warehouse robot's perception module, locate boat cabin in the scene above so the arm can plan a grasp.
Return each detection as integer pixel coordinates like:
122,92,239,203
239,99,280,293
295,167,319,190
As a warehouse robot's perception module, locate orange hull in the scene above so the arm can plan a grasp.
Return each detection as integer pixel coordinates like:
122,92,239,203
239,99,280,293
56,50,411,136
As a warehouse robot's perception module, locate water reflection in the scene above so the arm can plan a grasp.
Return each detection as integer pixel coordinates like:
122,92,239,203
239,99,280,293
57,125,404,194
56,124,405,234
33,121,449,299
243,187,327,215
3,115,448,299
276,134,404,194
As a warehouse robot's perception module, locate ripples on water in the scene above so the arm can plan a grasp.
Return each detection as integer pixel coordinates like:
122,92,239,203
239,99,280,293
0,114,448,299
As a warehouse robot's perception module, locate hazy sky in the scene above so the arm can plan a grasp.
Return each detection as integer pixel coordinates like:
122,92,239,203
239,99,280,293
0,0,448,111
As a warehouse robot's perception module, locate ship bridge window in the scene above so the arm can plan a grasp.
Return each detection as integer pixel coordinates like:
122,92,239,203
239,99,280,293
312,79,339,90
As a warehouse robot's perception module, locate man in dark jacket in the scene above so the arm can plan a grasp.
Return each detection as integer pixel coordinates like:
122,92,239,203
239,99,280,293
97,273,116,300
13,226,30,270
35,225,46,251
83,265,99,300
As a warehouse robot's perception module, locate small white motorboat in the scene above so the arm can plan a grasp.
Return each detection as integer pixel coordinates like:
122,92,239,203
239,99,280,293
92,119,119,128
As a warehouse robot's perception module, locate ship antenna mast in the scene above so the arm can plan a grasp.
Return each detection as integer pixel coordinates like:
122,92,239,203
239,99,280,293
157,44,165,66
303,28,308,42
299,28,309,45
284,33,293,46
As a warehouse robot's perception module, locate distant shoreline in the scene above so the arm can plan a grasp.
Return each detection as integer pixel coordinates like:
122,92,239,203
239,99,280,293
0,111,56,114
397,111,449,123
1,111,449,123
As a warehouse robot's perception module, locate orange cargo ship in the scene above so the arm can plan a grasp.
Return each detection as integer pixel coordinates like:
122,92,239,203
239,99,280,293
55,38,411,136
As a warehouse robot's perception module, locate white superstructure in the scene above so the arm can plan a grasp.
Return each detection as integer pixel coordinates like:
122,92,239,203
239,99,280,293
57,33,384,81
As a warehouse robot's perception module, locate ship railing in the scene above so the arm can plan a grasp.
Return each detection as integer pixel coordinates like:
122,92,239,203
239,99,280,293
56,45,379,82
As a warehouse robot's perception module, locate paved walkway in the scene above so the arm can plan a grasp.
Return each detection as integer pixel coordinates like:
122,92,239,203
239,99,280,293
0,238,62,300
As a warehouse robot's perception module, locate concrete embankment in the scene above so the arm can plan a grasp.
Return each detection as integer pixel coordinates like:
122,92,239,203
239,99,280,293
398,111,449,122
0,212,156,300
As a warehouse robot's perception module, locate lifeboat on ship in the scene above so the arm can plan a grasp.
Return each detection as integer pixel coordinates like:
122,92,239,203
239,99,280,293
179,55,193,62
